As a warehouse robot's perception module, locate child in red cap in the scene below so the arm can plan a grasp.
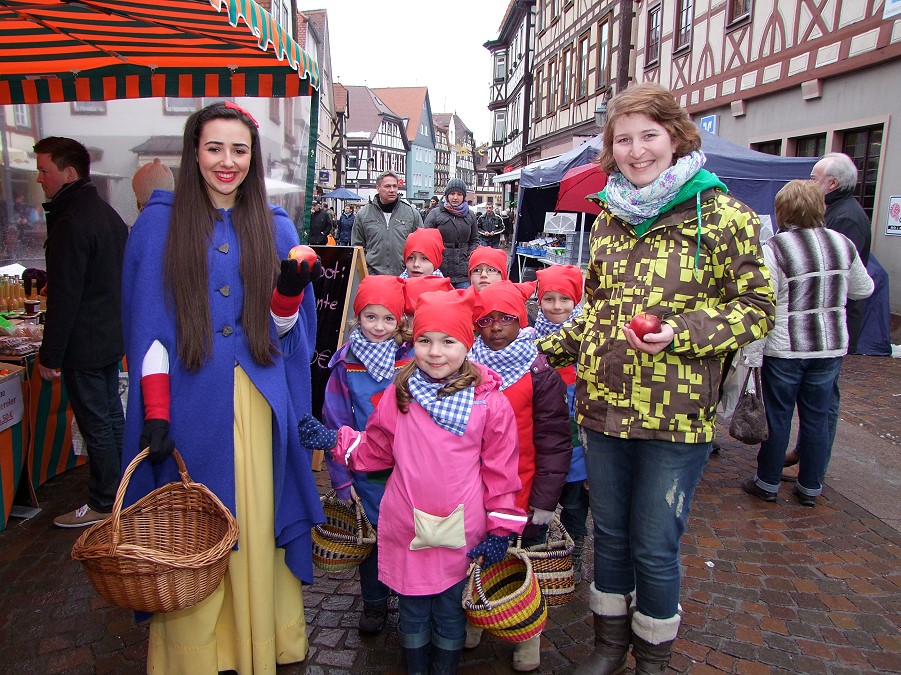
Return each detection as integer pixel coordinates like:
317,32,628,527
534,265,589,585
400,228,445,279
321,274,412,635
401,274,454,317
468,246,509,291
466,280,572,671
299,288,526,675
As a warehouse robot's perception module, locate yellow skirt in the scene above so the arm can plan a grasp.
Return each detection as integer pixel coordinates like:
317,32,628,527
147,367,307,674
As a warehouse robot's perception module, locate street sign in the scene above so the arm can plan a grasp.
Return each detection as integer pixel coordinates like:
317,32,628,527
699,114,718,135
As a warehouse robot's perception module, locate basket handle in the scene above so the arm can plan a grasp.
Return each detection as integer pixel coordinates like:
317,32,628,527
107,448,190,556
468,560,492,607
511,512,570,552
321,489,375,544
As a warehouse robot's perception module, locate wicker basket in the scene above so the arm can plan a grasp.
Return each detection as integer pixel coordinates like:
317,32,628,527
513,516,575,606
312,490,376,571
462,550,547,642
71,448,239,613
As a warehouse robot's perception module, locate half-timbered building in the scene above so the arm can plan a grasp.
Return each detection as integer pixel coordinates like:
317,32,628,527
433,113,477,195
529,0,630,159
372,87,437,208
632,0,901,310
343,85,409,202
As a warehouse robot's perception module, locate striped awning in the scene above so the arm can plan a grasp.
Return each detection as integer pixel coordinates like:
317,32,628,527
0,0,319,105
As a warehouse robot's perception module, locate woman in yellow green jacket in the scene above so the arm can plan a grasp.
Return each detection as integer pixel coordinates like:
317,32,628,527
539,82,775,675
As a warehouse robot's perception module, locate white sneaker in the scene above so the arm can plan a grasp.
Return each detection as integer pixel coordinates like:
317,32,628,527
53,504,107,528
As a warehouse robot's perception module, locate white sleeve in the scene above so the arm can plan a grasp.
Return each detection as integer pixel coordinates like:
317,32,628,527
847,254,874,301
141,339,170,376
271,311,298,337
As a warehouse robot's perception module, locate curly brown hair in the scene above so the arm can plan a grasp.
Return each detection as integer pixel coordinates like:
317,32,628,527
597,82,701,175
394,359,482,414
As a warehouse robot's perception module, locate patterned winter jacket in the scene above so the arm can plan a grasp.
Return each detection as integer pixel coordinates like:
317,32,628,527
538,188,775,444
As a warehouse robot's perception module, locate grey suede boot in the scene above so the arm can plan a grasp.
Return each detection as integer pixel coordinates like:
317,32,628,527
573,585,633,675
630,610,680,674
571,535,585,584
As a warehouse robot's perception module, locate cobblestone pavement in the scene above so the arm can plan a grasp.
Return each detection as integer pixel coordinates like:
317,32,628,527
0,356,899,674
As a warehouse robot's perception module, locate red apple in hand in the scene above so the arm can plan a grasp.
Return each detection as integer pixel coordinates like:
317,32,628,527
288,244,318,269
628,313,662,341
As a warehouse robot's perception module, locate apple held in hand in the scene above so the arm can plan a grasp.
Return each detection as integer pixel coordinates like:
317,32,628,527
288,244,318,268
628,313,662,341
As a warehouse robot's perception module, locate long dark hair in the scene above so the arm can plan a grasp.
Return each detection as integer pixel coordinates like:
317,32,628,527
164,102,279,371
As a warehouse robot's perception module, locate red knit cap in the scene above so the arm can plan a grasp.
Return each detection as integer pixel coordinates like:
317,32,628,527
413,287,482,350
473,280,537,328
403,228,444,269
536,265,583,303
353,275,406,321
468,247,509,279
402,275,454,315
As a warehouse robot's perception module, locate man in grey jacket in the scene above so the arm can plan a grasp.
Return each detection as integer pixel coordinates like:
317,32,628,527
352,171,422,275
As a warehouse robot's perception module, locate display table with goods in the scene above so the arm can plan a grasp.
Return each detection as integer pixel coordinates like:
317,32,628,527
515,212,590,281
0,364,27,531
0,313,89,529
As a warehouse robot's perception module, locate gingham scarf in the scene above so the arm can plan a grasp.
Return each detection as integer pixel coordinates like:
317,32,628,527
533,306,583,339
604,150,706,225
469,328,538,390
407,369,474,436
348,325,397,382
398,268,445,279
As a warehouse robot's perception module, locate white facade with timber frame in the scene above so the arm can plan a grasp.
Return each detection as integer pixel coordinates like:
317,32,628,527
632,0,901,311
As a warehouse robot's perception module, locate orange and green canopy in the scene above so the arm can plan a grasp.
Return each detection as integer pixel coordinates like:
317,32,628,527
0,0,319,104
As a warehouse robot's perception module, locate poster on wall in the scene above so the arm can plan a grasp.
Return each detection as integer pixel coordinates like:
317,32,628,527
886,196,901,236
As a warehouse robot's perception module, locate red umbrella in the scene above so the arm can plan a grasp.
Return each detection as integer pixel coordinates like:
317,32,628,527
555,163,607,214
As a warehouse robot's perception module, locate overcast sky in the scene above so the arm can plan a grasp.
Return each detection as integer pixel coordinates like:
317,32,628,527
318,0,510,143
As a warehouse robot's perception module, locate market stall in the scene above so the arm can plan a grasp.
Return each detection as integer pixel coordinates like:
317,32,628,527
0,0,321,522
508,129,817,280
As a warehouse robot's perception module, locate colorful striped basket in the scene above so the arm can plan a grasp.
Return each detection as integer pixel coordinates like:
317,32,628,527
312,490,376,571
513,515,576,606
462,550,547,642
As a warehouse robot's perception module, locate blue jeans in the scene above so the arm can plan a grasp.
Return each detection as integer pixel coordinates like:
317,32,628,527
582,428,710,619
397,577,468,651
755,355,842,497
559,480,589,538
62,364,124,512
793,363,841,457
451,280,471,290
358,542,389,606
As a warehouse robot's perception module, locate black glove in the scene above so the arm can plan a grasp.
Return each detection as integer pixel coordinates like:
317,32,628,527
467,533,509,567
140,419,175,465
277,259,322,297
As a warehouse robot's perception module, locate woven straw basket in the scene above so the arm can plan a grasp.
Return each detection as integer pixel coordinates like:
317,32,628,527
513,516,576,606
312,490,376,571
71,448,239,613
462,550,547,642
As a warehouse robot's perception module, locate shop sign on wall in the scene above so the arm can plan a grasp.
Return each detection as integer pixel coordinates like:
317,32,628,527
886,196,901,236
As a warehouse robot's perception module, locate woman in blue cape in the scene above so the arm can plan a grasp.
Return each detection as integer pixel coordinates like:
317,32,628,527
120,101,324,673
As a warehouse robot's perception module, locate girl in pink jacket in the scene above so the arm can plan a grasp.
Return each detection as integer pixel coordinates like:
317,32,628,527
299,288,527,675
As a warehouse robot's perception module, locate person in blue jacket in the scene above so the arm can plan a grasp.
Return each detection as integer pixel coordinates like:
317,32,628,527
120,101,324,673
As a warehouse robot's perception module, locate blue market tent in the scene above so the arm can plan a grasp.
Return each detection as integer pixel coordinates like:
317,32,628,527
510,129,818,266
322,187,363,201
696,129,817,221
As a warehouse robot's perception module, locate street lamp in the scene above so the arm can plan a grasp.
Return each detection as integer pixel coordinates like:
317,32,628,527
594,101,608,128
